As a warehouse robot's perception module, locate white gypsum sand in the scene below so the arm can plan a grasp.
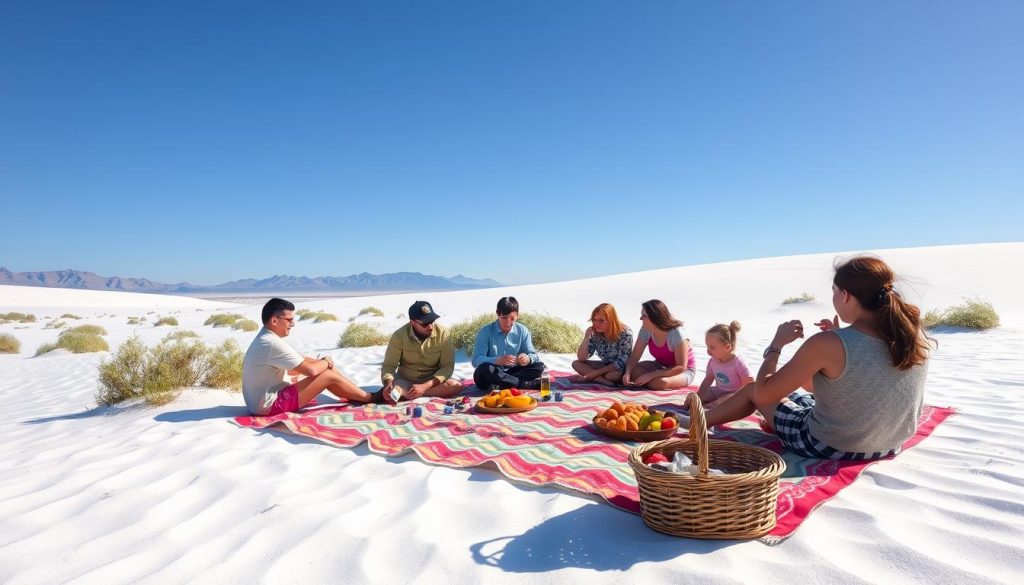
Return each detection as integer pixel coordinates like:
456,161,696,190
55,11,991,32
0,243,1022,584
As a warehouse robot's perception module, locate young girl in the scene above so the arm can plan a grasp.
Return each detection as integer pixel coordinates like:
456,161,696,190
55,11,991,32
622,299,697,390
695,321,753,405
571,303,633,386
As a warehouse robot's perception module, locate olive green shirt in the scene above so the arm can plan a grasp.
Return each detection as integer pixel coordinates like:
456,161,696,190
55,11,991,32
381,322,455,385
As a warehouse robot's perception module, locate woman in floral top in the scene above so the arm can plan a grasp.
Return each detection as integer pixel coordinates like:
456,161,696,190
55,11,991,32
570,303,633,386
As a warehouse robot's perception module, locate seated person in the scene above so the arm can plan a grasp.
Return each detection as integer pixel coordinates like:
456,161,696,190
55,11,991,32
471,296,545,390
570,302,633,386
380,300,462,403
242,297,376,416
622,299,697,390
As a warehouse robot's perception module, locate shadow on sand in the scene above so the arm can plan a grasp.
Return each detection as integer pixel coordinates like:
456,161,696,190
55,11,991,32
468,503,736,572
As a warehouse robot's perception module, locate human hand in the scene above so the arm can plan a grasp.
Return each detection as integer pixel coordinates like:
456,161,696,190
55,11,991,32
633,373,655,387
496,355,516,367
773,320,805,347
516,353,530,366
406,383,429,399
381,381,400,405
815,315,840,332
622,370,635,386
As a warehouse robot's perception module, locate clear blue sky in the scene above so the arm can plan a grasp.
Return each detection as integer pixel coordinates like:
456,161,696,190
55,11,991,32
2,1,1021,285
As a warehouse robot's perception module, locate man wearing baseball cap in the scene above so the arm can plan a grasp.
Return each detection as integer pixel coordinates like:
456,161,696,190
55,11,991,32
378,300,462,404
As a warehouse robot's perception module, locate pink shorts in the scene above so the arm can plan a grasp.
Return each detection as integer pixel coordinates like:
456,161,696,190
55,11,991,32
267,384,300,416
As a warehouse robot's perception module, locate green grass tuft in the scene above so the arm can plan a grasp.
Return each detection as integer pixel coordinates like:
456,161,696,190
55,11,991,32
924,299,1000,330
36,331,110,355
61,313,82,319
0,333,20,353
232,319,259,332
162,330,201,341
154,316,179,327
203,339,244,390
338,323,390,347
66,324,108,336
782,292,815,305
1,312,36,323
204,313,244,327
449,313,584,356
358,306,385,317
44,321,67,329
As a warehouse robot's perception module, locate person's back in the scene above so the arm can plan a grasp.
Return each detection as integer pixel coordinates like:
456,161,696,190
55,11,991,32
809,327,927,454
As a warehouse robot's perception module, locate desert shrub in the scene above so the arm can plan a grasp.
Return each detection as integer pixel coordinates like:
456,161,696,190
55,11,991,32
782,292,815,305
127,317,140,325
163,329,201,341
1,312,35,323
449,313,496,357
925,299,1000,330
61,313,82,319
0,334,20,353
45,321,67,329
358,306,385,318
338,323,389,347
297,309,316,320
66,324,108,336
450,313,583,356
96,334,245,406
203,339,243,390
232,319,259,332
36,332,110,355
313,312,338,323
96,336,148,405
348,316,356,323
154,316,179,327
297,309,338,323
204,313,244,327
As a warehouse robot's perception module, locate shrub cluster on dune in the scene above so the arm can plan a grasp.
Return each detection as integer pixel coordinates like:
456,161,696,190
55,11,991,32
449,313,583,356
923,299,1000,330
337,323,389,347
97,333,244,406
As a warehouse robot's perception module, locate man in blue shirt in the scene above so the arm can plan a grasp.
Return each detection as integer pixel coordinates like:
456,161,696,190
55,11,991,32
471,296,546,390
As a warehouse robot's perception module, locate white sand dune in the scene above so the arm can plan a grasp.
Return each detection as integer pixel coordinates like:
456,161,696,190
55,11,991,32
1,243,1022,584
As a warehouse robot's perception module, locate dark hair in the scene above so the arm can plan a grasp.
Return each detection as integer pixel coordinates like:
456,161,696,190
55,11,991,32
496,296,519,316
261,297,295,325
833,256,933,370
642,299,682,331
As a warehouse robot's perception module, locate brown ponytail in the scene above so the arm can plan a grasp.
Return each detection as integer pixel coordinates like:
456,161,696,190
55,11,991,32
833,256,934,369
706,321,741,347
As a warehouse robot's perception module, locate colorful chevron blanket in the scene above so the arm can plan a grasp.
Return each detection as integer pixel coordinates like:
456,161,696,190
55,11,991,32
233,371,953,544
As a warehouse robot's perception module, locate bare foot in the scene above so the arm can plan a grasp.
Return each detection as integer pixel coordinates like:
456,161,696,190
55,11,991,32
568,374,587,383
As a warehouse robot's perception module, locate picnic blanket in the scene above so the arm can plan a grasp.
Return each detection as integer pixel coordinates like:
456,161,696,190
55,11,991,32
233,371,954,544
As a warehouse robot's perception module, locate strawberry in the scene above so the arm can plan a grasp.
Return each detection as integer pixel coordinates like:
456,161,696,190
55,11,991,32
509,388,522,396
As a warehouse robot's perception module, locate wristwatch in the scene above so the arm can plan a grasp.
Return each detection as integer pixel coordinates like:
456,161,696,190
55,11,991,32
762,346,781,358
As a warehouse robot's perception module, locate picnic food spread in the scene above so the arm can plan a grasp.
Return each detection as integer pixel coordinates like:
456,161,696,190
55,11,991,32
594,401,677,432
477,388,534,409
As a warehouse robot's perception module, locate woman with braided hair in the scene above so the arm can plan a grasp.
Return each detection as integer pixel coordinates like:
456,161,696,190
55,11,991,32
694,255,935,459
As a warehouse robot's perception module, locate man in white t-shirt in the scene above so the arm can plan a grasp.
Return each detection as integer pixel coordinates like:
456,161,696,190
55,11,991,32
242,297,378,415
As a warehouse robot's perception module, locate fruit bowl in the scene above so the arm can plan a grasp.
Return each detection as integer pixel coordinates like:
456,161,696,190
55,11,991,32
475,392,538,414
590,417,679,442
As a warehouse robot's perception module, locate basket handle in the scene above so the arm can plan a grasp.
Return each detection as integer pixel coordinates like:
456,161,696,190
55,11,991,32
684,392,710,476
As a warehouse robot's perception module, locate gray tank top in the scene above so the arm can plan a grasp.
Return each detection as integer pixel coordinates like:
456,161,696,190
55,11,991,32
809,327,927,454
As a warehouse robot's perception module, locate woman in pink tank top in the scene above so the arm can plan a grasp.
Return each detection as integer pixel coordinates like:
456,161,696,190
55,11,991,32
622,299,697,389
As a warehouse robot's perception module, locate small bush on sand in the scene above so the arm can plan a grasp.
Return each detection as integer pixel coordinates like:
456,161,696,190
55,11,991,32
925,299,1000,330
203,339,244,390
449,313,583,356
66,324,108,336
163,330,201,341
358,306,385,318
45,321,67,329
782,292,815,305
127,317,140,325
1,312,36,323
298,309,338,323
97,334,245,406
232,319,259,332
154,317,179,327
204,313,244,327
297,309,315,320
36,332,110,355
0,334,20,353
61,313,82,319
338,323,389,347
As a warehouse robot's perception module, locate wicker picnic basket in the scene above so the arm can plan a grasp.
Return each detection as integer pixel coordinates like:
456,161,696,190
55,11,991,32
627,392,786,539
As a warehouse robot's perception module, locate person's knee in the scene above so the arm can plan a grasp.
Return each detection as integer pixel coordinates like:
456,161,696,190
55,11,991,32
571,360,585,372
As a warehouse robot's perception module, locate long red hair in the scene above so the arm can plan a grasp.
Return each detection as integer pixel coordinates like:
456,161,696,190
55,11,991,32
590,303,627,341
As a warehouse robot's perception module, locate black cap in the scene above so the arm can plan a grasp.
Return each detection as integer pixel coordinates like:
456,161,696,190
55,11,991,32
409,300,440,324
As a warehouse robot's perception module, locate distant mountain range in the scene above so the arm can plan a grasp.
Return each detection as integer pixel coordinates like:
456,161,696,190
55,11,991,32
0,267,502,295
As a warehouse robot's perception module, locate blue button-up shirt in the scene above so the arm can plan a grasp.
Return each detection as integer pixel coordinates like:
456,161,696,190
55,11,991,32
471,321,539,367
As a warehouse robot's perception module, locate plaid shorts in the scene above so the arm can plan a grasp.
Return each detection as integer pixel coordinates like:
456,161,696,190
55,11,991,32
773,391,901,460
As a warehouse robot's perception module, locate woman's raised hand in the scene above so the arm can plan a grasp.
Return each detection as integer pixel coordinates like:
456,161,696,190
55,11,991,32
773,320,805,346
814,315,840,332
